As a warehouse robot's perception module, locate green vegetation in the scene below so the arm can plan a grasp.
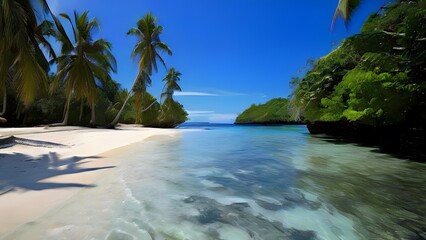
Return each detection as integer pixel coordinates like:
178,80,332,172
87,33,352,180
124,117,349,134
109,13,173,128
0,0,54,112
0,2,187,128
236,0,400,126
158,68,188,128
52,11,117,126
235,98,299,124
291,0,425,128
119,68,188,128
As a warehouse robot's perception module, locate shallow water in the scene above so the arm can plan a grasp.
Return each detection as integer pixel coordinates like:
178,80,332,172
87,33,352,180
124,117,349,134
5,124,426,239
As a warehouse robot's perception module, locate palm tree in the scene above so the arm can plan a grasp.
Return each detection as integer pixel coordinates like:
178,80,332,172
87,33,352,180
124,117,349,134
133,71,152,124
159,68,186,127
0,0,57,119
52,11,117,126
161,67,182,104
331,0,362,30
108,13,172,128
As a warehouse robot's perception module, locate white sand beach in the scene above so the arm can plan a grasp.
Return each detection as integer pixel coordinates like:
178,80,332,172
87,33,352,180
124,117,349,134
0,125,177,237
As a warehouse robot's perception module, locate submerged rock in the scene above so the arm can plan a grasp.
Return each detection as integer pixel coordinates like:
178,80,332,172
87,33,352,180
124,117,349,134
182,196,318,240
283,190,305,202
255,199,283,211
250,190,322,212
183,196,196,203
198,208,222,224
255,196,284,211
229,202,250,211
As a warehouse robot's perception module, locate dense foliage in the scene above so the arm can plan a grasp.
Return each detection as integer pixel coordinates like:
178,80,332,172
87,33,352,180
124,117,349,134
0,5,187,128
108,13,173,127
119,91,188,128
235,98,297,124
52,11,117,126
291,0,425,127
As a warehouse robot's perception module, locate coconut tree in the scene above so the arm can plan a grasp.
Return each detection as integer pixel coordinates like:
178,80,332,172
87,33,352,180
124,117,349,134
159,68,187,127
0,0,57,119
161,67,182,104
52,11,117,126
108,13,172,128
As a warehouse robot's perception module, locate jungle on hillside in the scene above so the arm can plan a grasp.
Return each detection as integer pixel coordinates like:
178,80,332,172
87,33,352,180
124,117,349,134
235,98,301,124
235,0,425,158
291,0,425,157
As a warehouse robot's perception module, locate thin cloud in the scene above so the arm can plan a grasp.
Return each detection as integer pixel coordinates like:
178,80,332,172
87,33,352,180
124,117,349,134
215,90,247,96
187,110,215,117
174,89,249,97
174,92,219,96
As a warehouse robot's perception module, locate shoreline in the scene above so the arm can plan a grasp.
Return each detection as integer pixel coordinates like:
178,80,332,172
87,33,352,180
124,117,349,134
0,125,178,237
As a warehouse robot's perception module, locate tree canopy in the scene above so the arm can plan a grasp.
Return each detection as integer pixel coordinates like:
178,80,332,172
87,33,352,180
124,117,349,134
235,98,299,124
291,0,425,127
0,8,187,128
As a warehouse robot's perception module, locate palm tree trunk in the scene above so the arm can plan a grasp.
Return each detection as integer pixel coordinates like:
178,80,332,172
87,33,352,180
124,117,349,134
141,100,158,113
0,88,6,116
0,90,6,124
108,92,131,128
51,92,71,126
23,111,29,126
138,91,144,124
62,93,72,125
90,102,96,128
108,88,159,128
107,76,138,128
79,100,84,123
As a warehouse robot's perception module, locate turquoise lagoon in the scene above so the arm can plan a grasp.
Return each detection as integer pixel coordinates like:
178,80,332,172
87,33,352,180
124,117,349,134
5,124,426,240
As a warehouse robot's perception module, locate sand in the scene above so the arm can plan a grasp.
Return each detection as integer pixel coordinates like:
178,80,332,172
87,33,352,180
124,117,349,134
0,125,178,237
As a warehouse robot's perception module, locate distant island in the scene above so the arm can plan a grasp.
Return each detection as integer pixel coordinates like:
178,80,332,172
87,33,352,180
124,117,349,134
235,98,303,125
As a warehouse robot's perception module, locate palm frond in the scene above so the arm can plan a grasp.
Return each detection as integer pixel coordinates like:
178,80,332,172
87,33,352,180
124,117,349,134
15,47,48,106
331,0,362,31
59,13,77,42
54,10,116,124
53,15,73,53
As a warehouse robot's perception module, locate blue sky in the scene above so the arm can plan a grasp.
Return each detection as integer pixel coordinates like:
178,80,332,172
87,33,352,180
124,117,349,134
47,0,385,123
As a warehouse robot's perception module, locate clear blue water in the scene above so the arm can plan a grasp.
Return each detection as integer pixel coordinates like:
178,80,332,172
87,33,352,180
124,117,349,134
6,124,426,240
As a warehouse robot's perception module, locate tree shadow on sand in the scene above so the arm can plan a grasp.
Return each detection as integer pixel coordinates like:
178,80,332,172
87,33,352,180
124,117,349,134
0,136,71,149
0,151,115,193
